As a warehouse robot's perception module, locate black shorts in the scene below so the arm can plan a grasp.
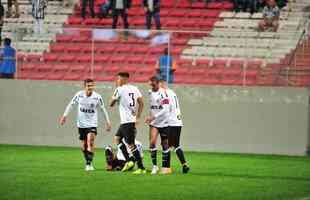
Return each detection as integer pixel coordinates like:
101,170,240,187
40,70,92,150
116,123,136,145
78,127,97,141
168,126,182,147
151,125,169,141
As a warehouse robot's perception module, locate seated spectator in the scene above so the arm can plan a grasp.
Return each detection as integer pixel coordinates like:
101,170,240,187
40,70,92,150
6,0,19,18
259,0,280,32
0,38,16,79
155,48,177,84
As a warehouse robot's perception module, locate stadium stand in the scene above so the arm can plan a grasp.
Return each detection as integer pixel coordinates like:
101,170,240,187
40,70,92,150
1,0,310,86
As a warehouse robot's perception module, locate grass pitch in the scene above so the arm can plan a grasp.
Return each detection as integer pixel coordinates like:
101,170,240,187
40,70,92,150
0,144,310,200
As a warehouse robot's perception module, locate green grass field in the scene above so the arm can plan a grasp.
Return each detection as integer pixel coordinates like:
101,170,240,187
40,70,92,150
1,144,310,200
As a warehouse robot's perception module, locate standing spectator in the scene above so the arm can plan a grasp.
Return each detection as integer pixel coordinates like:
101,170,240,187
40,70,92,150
259,0,280,32
143,0,161,30
6,0,19,18
31,0,47,35
110,0,131,29
155,48,177,84
0,1,4,43
81,0,95,19
0,38,16,79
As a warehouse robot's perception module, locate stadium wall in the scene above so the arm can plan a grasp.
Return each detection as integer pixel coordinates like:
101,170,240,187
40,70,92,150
0,79,309,156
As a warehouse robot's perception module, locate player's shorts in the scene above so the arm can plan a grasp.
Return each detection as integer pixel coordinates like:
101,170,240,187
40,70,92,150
116,123,136,144
78,127,97,140
150,125,169,141
168,126,182,147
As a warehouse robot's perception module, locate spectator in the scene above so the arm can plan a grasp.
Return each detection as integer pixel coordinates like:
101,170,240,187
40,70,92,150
81,0,95,19
31,0,47,35
256,0,266,12
6,0,19,18
155,48,177,84
110,0,131,29
0,38,16,79
259,0,280,32
143,0,161,30
0,2,4,43
99,0,111,18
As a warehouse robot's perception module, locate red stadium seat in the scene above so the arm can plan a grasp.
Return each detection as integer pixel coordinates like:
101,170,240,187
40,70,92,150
67,16,82,25
94,55,110,63
191,2,206,9
50,44,65,53
43,53,58,62
59,55,75,62
77,55,92,63
56,34,73,43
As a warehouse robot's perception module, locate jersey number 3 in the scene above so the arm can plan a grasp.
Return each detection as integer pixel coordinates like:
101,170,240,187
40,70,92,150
129,93,135,107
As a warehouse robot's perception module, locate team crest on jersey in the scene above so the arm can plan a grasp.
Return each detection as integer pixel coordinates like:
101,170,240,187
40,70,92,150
90,103,95,108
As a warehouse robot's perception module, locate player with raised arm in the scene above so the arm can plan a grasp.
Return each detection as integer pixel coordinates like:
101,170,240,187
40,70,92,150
159,78,190,174
145,76,171,175
109,72,146,174
59,79,111,171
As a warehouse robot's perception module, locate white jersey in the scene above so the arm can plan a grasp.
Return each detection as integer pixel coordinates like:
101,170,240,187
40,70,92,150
165,88,183,127
117,139,143,161
63,91,110,128
148,88,170,128
112,84,142,124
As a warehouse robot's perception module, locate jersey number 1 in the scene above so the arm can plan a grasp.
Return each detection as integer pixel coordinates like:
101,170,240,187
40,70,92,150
129,93,135,107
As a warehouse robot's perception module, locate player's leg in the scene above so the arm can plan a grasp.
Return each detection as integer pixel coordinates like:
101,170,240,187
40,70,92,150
160,128,171,174
85,131,96,170
115,125,131,162
105,146,115,171
79,128,90,170
149,126,159,174
125,124,145,174
172,127,190,174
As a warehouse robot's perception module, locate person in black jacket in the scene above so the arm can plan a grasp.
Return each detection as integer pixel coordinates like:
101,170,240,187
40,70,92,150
143,0,160,30
111,0,131,29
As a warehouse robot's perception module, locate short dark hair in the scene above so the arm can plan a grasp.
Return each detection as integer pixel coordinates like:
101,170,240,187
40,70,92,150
4,38,11,46
149,75,160,82
84,78,94,86
118,72,130,78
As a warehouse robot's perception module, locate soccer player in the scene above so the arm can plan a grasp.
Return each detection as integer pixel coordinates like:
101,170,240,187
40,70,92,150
109,72,146,174
145,76,171,175
159,79,190,174
105,139,143,171
59,79,111,171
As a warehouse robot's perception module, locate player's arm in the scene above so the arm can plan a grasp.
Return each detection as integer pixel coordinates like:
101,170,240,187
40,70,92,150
60,93,78,125
109,88,120,107
99,97,112,132
136,96,144,122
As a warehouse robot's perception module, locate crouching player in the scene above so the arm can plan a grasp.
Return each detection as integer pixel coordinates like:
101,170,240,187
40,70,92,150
159,78,190,174
105,139,143,171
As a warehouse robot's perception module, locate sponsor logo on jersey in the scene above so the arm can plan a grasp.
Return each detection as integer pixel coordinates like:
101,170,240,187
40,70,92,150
151,105,163,110
80,108,95,113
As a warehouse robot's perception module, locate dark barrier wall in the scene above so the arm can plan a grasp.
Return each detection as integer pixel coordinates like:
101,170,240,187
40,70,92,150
0,80,309,156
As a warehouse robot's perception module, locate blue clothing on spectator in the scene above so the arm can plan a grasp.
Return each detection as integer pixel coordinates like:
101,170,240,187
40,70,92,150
158,55,174,84
0,45,16,74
